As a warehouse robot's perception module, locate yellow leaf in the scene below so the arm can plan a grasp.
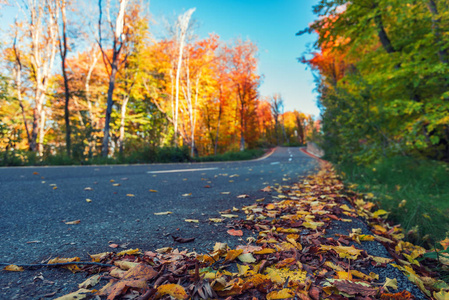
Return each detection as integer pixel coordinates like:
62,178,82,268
266,288,295,299
78,275,100,289
154,211,172,215
126,194,135,197
112,183,120,186
48,257,81,273
182,193,192,197
3,265,24,272
184,219,199,223
372,209,388,218
155,283,188,299
320,245,362,260
209,218,223,222
65,220,81,225
54,289,91,300
85,199,92,203
89,252,111,262
117,248,141,256
383,277,398,293
337,271,352,280
53,186,58,190
434,290,449,300
149,189,158,192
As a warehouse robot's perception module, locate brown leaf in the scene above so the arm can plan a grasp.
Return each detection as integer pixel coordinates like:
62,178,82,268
172,235,195,243
106,279,148,300
331,279,378,296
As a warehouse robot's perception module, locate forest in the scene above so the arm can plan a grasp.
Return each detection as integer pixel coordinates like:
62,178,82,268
0,0,316,165
301,0,449,164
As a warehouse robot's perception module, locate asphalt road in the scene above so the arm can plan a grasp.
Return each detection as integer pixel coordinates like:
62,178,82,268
0,147,319,266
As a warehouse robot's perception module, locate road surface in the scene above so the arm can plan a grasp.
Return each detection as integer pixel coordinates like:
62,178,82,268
0,147,319,265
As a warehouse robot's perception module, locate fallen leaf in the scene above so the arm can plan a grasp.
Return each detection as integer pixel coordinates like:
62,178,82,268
78,275,101,288
238,253,256,263
109,244,119,248
89,252,111,262
172,236,195,243
383,277,398,293
85,199,92,203
184,219,199,223
65,220,81,225
84,187,93,191
182,193,192,197
117,248,141,256
155,283,188,299
221,192,230,195
227,229,243,236
266,288,295,300
237,194,249,198
112,183,120,186
48,257,81,273
53,186,58,190
126,194,135,197
106,279,148,300
3,265,24,272
221,214,239,218
114,261,140,270
209,218,223,222
154,211,172,215
261,186,272,192
149,189,158,193
54,288,91,300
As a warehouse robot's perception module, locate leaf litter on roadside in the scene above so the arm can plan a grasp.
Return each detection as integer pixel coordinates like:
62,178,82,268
11,164,449,299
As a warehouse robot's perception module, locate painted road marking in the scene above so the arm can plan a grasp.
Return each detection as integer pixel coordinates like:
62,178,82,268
147,167,218,174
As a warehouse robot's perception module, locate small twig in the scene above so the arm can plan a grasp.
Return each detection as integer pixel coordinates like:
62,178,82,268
0,262,114,268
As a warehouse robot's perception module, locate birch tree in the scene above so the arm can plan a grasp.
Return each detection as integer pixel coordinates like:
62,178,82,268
173,8,195,147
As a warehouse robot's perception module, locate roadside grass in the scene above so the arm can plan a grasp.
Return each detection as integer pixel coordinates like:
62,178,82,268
0,147,268,166
337,156,449,247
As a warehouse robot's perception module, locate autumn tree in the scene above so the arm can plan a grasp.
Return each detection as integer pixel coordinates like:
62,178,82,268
226,39,260,151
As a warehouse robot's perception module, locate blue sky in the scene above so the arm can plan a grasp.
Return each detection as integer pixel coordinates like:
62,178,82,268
149,0,320,116
0,0,320,116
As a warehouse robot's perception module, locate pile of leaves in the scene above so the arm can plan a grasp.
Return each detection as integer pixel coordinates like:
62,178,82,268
6,165,449,299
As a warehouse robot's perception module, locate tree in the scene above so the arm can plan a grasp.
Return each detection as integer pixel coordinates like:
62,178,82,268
226,39,260,151
173,8,195,147
97,0,129,157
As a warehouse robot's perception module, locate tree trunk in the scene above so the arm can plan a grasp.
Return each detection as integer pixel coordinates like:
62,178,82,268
102,56,119,157
59,0,71,157
119,94,129,155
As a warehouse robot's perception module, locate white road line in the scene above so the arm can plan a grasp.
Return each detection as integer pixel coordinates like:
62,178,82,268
147,167,218,174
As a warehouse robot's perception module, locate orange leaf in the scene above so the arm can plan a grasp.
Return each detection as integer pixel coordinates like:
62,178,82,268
107,279,148,300
224,249,243,262
227,229,243,236
155,283,188,299
267,288,295,299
